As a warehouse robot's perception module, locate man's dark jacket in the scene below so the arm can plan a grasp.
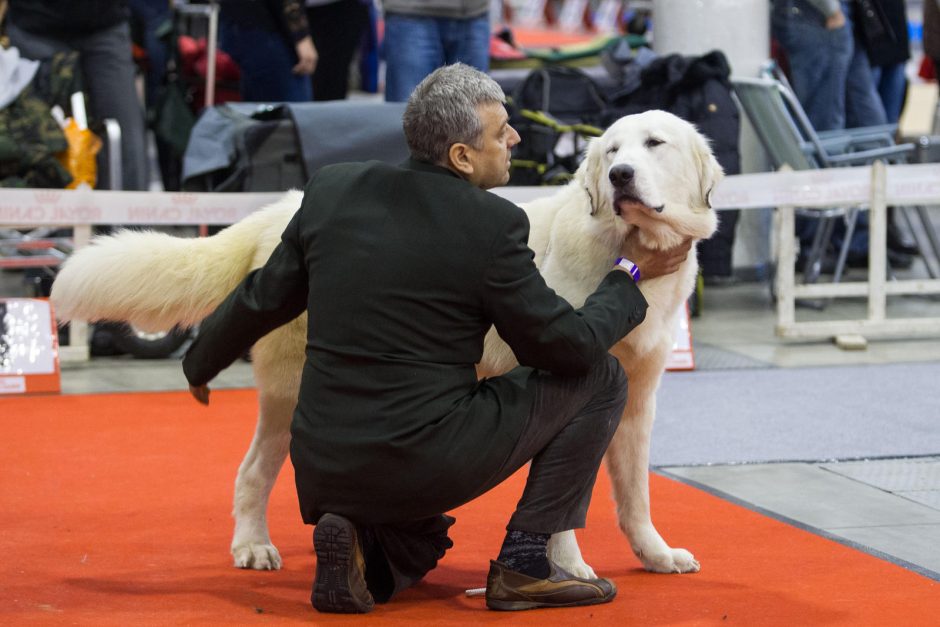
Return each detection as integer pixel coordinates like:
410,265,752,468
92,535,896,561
183,158,647,525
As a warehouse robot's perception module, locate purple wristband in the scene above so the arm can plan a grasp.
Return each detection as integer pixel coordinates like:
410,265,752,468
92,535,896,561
615,257,641,282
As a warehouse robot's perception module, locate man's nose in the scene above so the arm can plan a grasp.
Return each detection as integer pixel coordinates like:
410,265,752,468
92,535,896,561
508,125,521,148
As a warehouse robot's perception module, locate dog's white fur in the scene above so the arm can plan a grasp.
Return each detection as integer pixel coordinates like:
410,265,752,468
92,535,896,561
51,110,721,576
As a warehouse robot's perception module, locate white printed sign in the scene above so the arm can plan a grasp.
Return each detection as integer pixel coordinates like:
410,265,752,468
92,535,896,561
0,298,60,394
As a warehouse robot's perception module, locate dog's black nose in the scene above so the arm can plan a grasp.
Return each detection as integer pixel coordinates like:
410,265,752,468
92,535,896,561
609,164,635,188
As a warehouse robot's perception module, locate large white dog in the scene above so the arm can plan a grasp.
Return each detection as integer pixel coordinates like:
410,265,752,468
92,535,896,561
51,110,721,578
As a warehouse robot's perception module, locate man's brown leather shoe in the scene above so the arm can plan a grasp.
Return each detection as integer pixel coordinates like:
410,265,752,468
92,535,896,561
485,559,617,611
311,514,375,613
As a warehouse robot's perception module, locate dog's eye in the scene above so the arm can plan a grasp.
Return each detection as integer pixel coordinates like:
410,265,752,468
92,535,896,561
645,137,664,148
606,145,619,155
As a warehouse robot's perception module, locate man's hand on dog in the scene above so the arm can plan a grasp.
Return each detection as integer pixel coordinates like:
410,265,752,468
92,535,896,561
190,384,211,406
619,230,694,281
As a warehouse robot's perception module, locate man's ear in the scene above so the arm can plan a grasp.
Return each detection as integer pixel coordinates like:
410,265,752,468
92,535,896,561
447,143,475,178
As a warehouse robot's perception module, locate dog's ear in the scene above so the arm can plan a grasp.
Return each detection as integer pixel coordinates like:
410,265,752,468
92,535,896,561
692,133,724,210
575,137,611,217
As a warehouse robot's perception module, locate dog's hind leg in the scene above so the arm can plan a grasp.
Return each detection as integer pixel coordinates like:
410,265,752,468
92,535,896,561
605,362,699,574
230,391,293,570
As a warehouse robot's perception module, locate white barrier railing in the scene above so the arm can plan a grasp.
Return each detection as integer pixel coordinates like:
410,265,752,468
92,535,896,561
2,162,940,359
0,190,286,361
771,162,940,343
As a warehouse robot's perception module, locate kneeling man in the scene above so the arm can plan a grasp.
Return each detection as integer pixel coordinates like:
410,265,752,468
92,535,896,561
183,64,691,613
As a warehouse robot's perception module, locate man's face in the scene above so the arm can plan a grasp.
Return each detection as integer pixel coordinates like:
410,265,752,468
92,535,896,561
463,102,521,189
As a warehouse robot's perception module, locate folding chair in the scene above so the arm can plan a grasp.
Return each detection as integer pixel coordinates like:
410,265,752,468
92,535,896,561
729,74,940,287
761,61,901,159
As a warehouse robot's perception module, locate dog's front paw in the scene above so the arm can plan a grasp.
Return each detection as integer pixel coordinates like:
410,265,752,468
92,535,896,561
639,547,699,574
232,542,282,570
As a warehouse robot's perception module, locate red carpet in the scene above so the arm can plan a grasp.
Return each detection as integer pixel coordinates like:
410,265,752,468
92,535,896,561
1,389,937,625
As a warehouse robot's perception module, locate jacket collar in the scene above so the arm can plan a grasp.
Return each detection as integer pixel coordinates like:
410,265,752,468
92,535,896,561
402,157,463,180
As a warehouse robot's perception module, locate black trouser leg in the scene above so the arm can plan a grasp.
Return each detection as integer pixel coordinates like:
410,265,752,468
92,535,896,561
501,354,626,533
359,514,456,603
307,0,370,101
342,355,625,600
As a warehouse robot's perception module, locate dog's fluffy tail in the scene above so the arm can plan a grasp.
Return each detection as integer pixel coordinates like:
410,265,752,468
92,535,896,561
50,193,299,332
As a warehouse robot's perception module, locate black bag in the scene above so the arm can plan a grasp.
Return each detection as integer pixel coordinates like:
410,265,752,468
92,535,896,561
153,80,195,160
511,65,608,124
181,101,409,192
182,104,306,192
508,66,608,185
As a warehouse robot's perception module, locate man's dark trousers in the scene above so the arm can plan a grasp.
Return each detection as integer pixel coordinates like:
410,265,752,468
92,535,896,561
355,354,627,602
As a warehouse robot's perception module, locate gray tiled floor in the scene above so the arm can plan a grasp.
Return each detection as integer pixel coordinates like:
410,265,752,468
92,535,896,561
662,460,940,577
669,275,940,581
3,260,940,581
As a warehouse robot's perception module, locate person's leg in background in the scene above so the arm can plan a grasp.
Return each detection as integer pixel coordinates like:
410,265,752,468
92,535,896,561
219,19,312,103
382,14,445,102
869,62,907,125
867,60,918,262
307,0,370,101
127,0,169,113
75,21,151,190
934,57,940,102
838,9,889,266
771,0,853,132
771,0,854,264
8,20,150,190
442,13,491,70
844,40,888,128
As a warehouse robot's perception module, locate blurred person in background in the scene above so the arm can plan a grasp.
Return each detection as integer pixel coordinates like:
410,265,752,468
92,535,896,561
772,0,854,131
925,0,940,98
305,0,370,101
6,0,150,190
219,0,317,102
771,0,887,130
381,0,491,102
857,0,910,124
844,0,888,128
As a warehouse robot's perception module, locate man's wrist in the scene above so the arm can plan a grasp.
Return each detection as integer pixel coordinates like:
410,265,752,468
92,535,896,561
615,257,641,282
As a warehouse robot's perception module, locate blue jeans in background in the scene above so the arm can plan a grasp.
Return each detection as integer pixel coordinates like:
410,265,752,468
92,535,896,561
382,13,490,102
219,20,312,103
771,0,853,131
870,63,907,124
845,38,888,128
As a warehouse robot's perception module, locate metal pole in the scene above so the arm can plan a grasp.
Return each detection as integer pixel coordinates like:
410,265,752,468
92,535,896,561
103,119,123,191
868,161,887,323
776,203,796,333
205,1,219,107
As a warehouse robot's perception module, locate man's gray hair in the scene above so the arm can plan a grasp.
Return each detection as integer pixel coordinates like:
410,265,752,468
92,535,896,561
402,63,507,165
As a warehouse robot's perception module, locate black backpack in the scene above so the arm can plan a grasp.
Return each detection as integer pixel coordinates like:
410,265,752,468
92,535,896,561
508,66,608,185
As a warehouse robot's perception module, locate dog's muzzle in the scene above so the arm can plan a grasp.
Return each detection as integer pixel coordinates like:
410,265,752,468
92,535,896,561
609,164,664,214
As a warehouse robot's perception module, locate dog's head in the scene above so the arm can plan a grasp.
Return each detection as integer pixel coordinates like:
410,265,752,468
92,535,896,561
575,110,722,246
